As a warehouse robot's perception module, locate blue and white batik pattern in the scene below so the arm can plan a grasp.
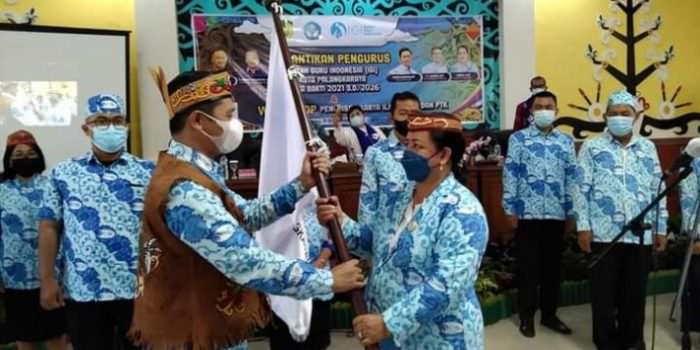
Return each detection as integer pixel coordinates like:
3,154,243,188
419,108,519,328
38,152,154,301
573,132,668,244
163,140,334,300
0,175,58,289
350,132,408,260
680,159,700,231
345,154,489,350
502,125,578,220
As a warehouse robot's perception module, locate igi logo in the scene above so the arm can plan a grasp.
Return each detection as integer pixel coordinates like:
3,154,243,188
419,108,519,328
330,22,347,39
303,21,322,40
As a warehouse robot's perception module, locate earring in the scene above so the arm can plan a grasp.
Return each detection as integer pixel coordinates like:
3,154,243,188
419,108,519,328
440,163,445,171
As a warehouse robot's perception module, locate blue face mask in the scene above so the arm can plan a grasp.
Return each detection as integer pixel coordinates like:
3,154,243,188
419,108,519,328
92,125,128,153
607,116,634,137
400,149,439,182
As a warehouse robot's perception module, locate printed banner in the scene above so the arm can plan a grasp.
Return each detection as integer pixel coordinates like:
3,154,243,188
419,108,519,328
193,14,484,129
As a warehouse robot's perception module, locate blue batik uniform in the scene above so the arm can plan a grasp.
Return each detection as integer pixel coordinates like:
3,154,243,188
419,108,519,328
38,152,155,301
680,159,700,231
162,141,335,350
0,175,58,289
342,174,488,349
573,133,668,243
502,125,578,220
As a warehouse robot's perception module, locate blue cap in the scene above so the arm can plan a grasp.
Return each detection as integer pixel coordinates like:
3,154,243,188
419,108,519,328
607,90,640,112
86,94,125,118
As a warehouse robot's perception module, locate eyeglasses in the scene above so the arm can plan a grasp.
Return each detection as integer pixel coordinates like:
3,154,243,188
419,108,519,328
86,115,127,127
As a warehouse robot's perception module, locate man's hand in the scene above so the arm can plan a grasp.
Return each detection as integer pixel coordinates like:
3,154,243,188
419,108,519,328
313,247,333,268
693,241,700,255
316,196,345,227
654,234,668,252
40,278,65,310
353,314,391,346
578,231,593,253
331,259,365,293
300,151,331,190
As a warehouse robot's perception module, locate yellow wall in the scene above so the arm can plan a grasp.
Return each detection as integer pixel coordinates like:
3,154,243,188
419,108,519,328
535,0,700,138
1,0,142,154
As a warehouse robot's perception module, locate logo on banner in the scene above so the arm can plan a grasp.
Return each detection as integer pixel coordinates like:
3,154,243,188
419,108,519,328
304,21,322,40
330,22,347,38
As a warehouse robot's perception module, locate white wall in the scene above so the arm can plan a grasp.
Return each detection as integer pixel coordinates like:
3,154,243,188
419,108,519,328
499,0,536,130
134,0,179,160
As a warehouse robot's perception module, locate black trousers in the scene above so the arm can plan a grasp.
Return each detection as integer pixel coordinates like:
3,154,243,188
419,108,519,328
268,299,331,350
682,255,700,333
516,219,565,321
590,243,652,350
65,299,138,350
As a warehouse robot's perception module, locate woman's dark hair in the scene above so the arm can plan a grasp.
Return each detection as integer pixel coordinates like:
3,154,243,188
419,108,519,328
168,70,228,134
430,129,466,182
0,143,46,182
346,105,363,120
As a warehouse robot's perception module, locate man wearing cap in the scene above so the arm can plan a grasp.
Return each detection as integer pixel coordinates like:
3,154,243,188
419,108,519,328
128,69,364,350
574,90,668,350
38,94,155,350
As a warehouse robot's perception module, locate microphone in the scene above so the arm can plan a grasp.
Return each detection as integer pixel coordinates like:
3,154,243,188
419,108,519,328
663,137,700,178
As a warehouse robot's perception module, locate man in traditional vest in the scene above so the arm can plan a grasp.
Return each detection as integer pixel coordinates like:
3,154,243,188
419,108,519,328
130,69,365,350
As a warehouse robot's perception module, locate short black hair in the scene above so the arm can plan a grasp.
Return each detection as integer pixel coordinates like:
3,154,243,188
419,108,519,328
530,76,546,86
167,71,226,134
399,47,412,56
0,143,46,182
531,91,558,105
431,47,442,55
458,45,469,53
390,91,420,114
347,105,363,120
430,129,466,182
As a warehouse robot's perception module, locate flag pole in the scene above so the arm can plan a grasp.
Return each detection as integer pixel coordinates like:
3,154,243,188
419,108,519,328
265,2,377,349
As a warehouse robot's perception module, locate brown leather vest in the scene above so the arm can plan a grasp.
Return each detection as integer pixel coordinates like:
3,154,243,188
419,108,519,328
129,152,270,350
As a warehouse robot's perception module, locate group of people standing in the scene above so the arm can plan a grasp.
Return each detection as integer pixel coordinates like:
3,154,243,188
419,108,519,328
0,68,489,350
505,85,700,350
2,66,698,350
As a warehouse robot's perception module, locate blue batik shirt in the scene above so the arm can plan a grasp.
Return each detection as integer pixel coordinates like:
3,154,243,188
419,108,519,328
502,125,578,220
38,152,155,301
342,175,488,349
680,158,700,231
573,132,668,244
162,140,334,301
0,175,59,289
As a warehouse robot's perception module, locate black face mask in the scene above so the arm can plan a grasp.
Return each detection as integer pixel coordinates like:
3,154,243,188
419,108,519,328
394,120,409,136
12,158,42,178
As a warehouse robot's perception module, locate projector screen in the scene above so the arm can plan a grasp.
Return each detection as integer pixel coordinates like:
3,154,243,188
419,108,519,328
0,24,129,171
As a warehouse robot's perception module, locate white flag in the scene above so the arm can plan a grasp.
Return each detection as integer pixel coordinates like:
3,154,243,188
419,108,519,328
256,29,315,341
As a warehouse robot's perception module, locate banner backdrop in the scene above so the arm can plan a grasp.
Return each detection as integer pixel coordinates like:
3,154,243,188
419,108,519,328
192,14,484,129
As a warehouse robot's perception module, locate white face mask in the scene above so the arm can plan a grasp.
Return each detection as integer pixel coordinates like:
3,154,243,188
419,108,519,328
199,112,244,154
531,87,546,95
350,114,364,127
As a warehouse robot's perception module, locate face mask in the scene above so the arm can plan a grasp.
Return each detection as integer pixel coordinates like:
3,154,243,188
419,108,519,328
394,120,409,136
12,158,42,177
200,112,244,154
400,149,440,182
350,114,364,127
607,116,634,137
531,88,546,95
92,125,128,153
533,109,556,128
